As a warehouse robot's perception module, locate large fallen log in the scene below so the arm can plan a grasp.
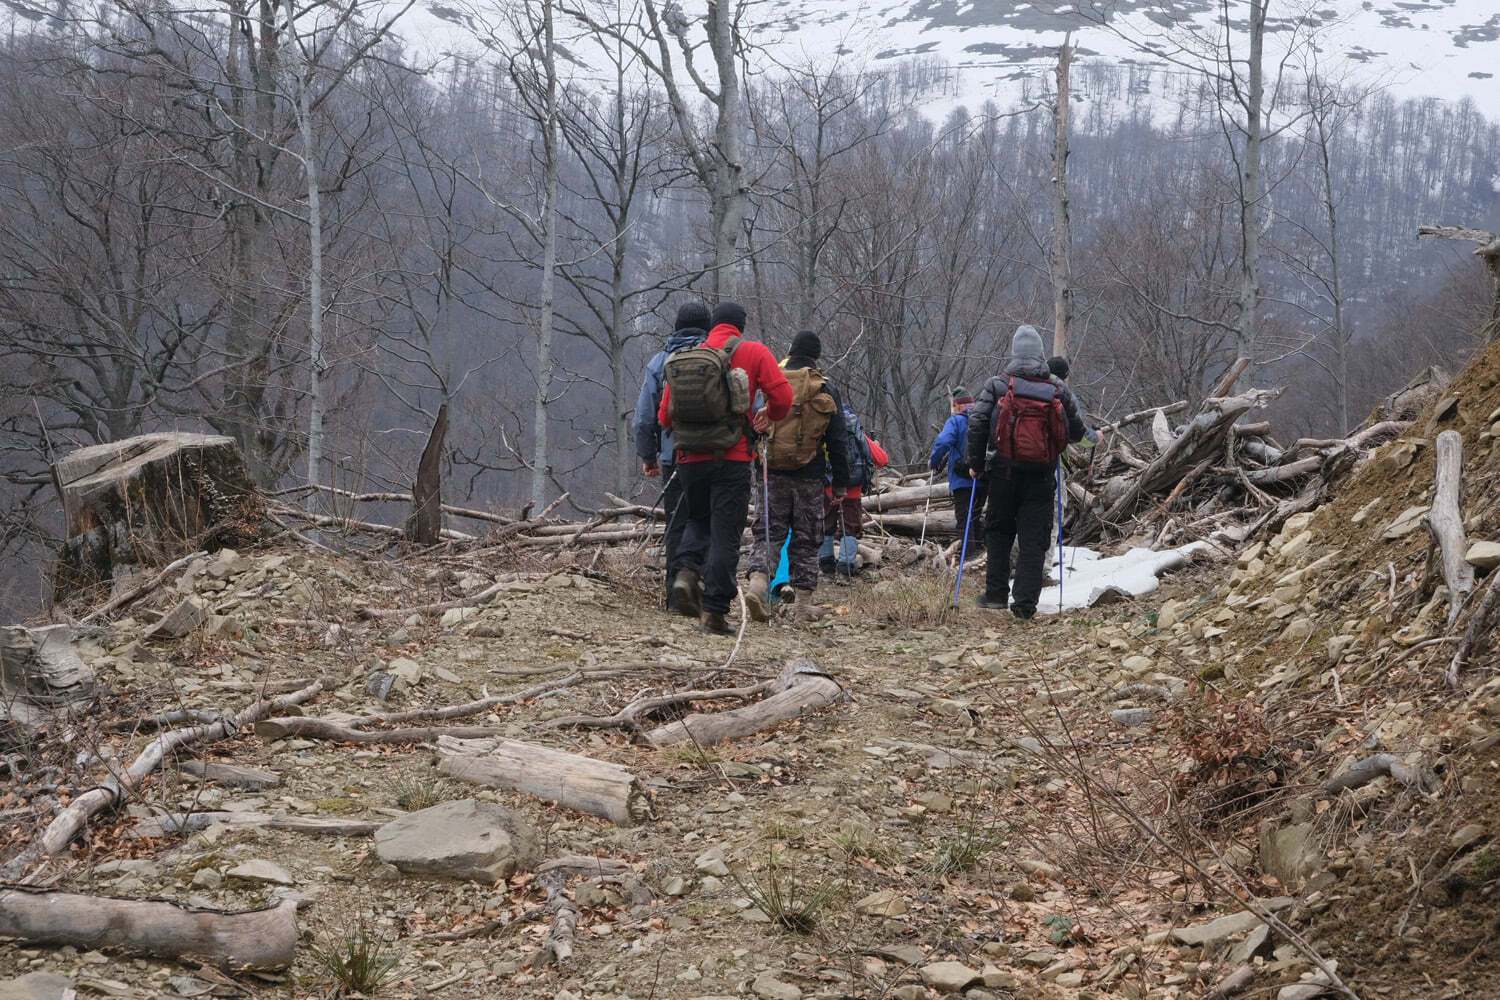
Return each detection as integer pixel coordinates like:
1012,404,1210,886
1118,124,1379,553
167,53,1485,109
0,890,296,971
867,512,960,539
52,433,264,600
436,736,651,826
645,659,844,748
2,679,324,880
861,481,950,513
1426,430,1474,628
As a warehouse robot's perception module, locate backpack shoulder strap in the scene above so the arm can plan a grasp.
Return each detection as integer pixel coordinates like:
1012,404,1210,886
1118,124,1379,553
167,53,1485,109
721,336,743,358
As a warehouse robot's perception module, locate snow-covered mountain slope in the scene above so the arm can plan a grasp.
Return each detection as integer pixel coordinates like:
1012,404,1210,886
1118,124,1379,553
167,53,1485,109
410,0,1500,121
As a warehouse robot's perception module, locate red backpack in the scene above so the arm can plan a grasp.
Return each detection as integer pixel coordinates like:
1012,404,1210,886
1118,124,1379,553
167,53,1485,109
992,375,1068,465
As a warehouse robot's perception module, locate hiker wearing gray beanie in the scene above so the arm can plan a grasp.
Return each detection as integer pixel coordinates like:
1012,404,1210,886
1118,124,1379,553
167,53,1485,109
961,324,1091,619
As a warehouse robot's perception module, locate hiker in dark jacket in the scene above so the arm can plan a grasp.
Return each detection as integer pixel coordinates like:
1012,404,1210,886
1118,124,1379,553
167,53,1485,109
745,330,852,619
634,302,709,615
659,302,794,634
963,325,1088,619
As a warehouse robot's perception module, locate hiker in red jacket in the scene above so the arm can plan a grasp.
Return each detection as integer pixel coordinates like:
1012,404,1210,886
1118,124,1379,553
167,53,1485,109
659,302,793,634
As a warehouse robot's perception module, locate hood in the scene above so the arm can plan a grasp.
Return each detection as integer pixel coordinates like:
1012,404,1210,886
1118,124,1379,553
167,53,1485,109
1003,357,1053,379
666,328,705,353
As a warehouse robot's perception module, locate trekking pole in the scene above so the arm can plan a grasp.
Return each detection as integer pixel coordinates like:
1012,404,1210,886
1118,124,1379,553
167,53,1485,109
950,480,979,609
1056,458,1068,611
759,440,773,564
655,465,682,609
918,472,934,550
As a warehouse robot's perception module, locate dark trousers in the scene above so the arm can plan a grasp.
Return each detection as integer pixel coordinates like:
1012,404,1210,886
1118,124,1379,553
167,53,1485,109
678,459,752,615
660,468,697,598
952,481,987,552
983,463,1054,614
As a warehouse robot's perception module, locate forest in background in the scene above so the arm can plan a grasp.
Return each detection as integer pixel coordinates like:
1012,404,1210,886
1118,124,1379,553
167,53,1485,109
1,0,1498,616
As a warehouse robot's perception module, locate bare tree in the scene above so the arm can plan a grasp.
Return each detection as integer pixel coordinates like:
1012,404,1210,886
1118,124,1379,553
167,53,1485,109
1051,35,1075,360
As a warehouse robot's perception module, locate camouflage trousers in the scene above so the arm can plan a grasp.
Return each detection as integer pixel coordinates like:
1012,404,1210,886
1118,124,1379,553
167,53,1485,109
748,472,826,592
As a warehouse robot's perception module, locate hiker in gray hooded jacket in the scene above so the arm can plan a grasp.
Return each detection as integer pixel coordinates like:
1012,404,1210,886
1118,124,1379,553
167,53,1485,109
963,325,1090,619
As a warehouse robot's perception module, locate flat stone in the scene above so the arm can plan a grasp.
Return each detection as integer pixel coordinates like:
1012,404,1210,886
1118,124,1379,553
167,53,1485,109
1229,923,1272,966
871,945,926,966
180,760,281,790
1260,822,1319,892
1465,540,1500,572
374,799,536,883
1450,824,1488,852
144,596,208,640
0,972,76,1000
694,847,730,877
919,961,981,993
1111,707,1154,727
225,859,294,886
1382,506,1430,540
855,889,909,917
750,972,802,1000
1171,899,1293,946
388,657,423,685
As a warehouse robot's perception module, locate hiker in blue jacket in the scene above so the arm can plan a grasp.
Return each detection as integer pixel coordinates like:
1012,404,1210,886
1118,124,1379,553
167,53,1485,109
634,302,710,615
930,388,986,541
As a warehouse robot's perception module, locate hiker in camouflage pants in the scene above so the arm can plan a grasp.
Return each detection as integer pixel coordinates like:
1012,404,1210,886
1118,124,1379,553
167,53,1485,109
749,474,829,592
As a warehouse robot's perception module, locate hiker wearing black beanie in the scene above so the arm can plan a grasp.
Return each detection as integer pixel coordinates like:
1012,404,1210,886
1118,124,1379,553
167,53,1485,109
634,301,711,615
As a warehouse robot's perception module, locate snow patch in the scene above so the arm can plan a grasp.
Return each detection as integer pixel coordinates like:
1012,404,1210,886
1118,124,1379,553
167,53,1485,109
1038,542,1208,615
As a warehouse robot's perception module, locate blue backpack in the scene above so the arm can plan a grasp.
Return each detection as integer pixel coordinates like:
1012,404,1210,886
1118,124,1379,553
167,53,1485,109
842,407,874,488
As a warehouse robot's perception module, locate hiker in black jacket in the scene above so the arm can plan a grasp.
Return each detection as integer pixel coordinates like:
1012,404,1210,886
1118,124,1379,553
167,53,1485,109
963,325,1089,619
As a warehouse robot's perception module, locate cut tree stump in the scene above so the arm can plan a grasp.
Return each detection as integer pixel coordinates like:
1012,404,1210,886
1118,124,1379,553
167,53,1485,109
52,433,263,600
644,659,844,748
436,737,652,826
0,890,296,971
1,626,96,745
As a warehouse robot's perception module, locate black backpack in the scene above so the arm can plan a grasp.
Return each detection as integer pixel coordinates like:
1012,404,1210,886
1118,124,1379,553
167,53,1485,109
842,407,873,488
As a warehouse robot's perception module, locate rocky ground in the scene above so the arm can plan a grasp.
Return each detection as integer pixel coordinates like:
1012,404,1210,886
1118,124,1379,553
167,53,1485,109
3,342,1499,1000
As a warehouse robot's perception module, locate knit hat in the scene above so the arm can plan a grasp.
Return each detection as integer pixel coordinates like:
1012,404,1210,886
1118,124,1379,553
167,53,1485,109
710,301,747,332
1010,324,1046,363
674,302,710,332
788,330,822,360
1047,356,1071,381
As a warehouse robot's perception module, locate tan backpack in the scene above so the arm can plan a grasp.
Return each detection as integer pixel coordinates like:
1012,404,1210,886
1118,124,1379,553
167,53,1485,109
766,367,836,471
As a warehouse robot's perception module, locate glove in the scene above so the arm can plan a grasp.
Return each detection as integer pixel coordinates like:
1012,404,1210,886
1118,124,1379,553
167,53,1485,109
952,461,971,481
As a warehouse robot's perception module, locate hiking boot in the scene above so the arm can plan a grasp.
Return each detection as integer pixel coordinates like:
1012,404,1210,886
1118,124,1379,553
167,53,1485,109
836,561,859,580
977,592,1008,610
700,611,733,636
668,568,702,618
1011,605,1036,621
819,556,837,575
744,572,771,623
776,585,797,604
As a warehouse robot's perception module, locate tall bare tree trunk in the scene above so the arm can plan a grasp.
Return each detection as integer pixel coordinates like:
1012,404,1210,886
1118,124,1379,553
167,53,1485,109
1050,35,1074,360
283,0,324,502
1232,0,1268,385
530,0,560,510
1311,94,1349,433
709,0,743,299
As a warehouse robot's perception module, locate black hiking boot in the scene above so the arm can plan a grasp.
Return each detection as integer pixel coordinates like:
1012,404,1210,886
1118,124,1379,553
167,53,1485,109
668,568,703,618
1011,605,1036,621
977,592,1008,610
700,611,734,636
819,556,837,575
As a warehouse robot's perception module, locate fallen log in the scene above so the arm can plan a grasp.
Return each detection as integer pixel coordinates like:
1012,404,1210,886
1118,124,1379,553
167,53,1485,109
861,481,951,513
1426,430,1474,628
253,718,504,744
278,507,475,543
0,890,296,971
542,680,776,735
524,869,577,968
436,736,651,826
645,659,844,748
268,483,518,525
512,526,663,548
867,512,959,539
2,679,325,880
1321,753,1435,797
348,671,605,728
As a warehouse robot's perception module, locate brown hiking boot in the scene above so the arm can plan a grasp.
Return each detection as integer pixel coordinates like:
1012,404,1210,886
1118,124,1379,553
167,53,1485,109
744,572,771,623
700,611,733,636
668,568,702,618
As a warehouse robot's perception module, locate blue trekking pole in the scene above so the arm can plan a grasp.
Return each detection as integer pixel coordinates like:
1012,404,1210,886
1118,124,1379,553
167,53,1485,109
951,475,980,608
